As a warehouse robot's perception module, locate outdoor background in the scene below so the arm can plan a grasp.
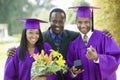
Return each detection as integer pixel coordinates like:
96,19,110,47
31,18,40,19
0,0,120,80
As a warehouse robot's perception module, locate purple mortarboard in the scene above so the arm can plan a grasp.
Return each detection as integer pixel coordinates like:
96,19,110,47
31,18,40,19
69,6,99,18
69,6,100,31
17,18,48,29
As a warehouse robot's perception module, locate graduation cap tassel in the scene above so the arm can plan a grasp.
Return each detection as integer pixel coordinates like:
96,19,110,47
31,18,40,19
92,9,94,31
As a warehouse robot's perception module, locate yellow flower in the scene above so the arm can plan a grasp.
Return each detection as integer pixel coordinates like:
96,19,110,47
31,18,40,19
55,55,66,67
50,50,60,57
44,54,52,64
41,50,45,57
31,49,68,77
33,50,45,61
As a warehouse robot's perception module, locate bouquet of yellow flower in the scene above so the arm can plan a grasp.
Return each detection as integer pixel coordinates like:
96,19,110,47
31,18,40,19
31,49,68,77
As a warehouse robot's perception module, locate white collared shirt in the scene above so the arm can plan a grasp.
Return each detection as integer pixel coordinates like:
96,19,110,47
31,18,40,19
80,30,93,43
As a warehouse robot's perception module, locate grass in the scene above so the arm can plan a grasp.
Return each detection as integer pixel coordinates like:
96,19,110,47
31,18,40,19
0,42,19,66
0,40,20,79
0,35,20,79
0,50,7,64
0,35,20,67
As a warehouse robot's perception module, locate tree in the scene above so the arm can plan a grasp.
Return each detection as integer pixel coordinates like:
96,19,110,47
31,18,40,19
0,0,34,35
92,0,120,46
31,0,55,31
66,0,90,24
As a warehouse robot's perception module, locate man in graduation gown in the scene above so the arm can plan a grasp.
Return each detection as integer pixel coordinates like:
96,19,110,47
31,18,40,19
65,6,120,80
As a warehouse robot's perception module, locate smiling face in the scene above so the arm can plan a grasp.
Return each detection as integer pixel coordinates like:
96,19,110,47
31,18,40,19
26,29,40,46
50,12,66,34
76,17,92,34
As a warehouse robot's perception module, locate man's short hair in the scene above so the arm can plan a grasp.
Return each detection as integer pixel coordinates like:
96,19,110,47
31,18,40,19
49,8,66,21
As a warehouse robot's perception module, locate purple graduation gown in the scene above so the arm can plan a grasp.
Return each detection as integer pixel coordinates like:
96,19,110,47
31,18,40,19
66,30,120,80
4,42,57,80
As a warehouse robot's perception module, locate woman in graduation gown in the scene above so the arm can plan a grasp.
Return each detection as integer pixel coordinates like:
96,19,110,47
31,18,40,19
4,18,57,80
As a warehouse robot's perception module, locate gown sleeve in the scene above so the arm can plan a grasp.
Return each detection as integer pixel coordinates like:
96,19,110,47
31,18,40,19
65,41,82,80
4,51,19,80
43,42,52,55
99,36,120,79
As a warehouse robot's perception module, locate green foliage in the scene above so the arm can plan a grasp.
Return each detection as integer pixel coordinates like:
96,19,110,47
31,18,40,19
66,0,90,24
31,9,50,32
92,0,120,46
72,0,90,6
0,0,54,35
30,0,55,31
66,9,76,24
0,0,34,35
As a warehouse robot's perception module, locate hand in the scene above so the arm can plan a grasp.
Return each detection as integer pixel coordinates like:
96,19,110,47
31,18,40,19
71,66,84,75
31,76,47,80
7,47,16,57
86,46,98,61
102,29,112,38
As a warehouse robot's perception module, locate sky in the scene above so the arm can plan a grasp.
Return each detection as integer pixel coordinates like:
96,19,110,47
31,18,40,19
51,0,73,10
28,0,91,10
51,0,91,10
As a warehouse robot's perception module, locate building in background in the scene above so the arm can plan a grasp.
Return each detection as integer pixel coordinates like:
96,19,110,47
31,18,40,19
0,24,8,41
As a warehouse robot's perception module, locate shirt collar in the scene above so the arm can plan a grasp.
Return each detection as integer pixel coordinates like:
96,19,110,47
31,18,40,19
80,30,93,41
49,28,62,40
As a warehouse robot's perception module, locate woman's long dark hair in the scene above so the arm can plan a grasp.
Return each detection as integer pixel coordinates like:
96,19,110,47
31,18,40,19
19,29,44,60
